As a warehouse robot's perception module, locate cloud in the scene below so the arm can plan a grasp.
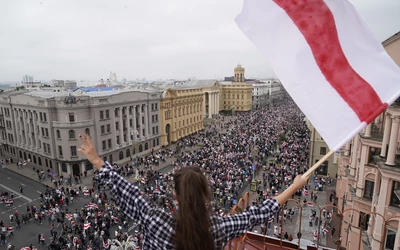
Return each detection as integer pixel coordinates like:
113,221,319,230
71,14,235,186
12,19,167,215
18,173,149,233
0,0,399,82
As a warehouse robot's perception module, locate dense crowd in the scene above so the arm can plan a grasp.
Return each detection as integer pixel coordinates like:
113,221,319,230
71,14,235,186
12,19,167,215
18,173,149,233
0,100,338,249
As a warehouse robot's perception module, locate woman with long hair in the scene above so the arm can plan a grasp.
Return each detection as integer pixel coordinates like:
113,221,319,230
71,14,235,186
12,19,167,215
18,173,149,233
78,133,307,249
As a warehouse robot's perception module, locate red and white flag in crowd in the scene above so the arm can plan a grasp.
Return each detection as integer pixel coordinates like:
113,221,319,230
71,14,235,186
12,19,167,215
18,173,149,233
236,0,400,151
306,202,314,207
85,203,98,210
65,214,73,220
84,223,91,230
302,188,308,196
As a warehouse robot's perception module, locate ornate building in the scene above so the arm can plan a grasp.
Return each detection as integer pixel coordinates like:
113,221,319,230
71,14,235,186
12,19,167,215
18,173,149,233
221,65,253,112
0,89,161,176
159,87,204,146
336,31,400,250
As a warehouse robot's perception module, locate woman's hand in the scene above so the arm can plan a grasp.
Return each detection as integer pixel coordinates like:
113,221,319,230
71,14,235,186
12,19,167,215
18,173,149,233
78,133,104,170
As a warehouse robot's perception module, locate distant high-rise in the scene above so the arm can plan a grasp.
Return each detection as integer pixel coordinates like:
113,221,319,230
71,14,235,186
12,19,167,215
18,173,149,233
22,75,34,83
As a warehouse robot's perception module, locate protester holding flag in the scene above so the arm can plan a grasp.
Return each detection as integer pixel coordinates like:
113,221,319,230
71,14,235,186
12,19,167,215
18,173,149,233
78,132,308,249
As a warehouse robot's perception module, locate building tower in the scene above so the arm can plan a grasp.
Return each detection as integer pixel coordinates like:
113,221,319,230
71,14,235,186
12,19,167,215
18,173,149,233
234,64,245,83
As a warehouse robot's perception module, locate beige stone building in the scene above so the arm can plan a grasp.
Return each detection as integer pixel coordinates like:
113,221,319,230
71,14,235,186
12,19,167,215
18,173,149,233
221,65,253,112
306,119,337,177
335,31,400,250
0,89,161,177
159,87,204,146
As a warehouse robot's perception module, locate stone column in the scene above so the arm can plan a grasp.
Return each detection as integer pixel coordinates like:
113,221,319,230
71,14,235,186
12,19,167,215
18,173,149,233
371,176,389,249
145,104,149,138
127,106,131,144
350,137,359,176
13,109,19,145
22,110,29,146
139,104,143,139
208,93,212,118
213,92,216,115
81,161,86,175
356,144,368,197
119,107,124,144
365,123,372,137
112,108,117,147
380,113,392,158
133,105,137,141
385,116,400,166
203,93,206,118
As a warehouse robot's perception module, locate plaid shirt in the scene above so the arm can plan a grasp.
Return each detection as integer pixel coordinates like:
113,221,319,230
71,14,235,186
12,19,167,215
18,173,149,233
99,162,281,249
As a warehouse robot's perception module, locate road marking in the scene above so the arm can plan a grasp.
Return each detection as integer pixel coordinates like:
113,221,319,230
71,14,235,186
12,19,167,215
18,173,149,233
18,205,22,207
1,212,5,214
21,183,25,186
23,203,27,205
13,197,21,200
0,184,32,202
37,191,42,194
7,177,11,180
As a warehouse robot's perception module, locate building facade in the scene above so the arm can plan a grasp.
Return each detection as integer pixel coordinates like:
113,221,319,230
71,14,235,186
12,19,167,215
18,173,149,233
221,65,253,112
159,87,204,146
0,89,161,177
251,81,269,109
335,32,400,250
306,119,337,177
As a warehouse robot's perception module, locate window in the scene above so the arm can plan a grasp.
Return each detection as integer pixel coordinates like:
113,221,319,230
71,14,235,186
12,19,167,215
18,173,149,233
108,139,112,149
119,151,123,160
109,154,113,163
358,212,370,231
43,142,47,153
41,127,44,136
58,146,63,156
71,146,77,156
47,144,51,154
62,163,67,172
101,125,105,134
100,111,104,120
155,103,158,110
56,130,61,139
85,128,90,136
105,110,110,119
102,140,106,150
156,126,158,134
151,103,154,111
39,112,43,121
45,128,49,137
385,229,396,250
103,156,107,163
43,113,47,122
145,142,148,150
390,181,400,207
320,147,327,155
315,160,328,175
69,130,76,139
155,114,158,121
116,136,120,145
363,180,374,200
69,113,75,122
116,122,119,130
107,124,111,133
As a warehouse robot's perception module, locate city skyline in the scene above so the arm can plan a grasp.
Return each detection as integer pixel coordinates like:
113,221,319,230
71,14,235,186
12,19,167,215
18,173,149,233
1,0,399,82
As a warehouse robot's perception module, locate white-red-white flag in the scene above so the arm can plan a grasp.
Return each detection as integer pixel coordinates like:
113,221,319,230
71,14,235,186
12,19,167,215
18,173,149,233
236,0,400,150
84,223,91,230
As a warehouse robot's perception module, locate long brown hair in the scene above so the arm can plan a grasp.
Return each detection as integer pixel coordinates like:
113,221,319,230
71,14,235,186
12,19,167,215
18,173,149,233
173,166,214,250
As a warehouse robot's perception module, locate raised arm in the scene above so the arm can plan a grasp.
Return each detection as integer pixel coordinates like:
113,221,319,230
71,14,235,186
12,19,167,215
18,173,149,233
221,175,307,241
78,133,151,222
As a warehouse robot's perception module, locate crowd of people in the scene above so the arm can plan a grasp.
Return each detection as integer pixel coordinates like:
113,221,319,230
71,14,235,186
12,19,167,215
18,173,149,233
0,100,338,249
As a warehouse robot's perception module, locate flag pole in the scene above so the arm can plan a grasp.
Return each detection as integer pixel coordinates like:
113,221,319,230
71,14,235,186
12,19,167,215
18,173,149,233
302,150,335,179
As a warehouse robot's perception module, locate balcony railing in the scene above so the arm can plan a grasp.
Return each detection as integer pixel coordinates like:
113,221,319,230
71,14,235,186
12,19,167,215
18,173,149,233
52,120,94,128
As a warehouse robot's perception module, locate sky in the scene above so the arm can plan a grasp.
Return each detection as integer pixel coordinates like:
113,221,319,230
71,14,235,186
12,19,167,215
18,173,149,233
1,0,399,82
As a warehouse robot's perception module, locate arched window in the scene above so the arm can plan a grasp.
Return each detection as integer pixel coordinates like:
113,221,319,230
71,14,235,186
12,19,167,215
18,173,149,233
139,145,143,153
38,157,42,166
69,130,76,139
56,130,61,139
126,149,130,158
145,142,148,150
109,154,113,163
85,128,90,136
24,152,27,160
28,154,31,161
119,151,124,160
33,155,37,164
103,156,107,163
19,151,22,159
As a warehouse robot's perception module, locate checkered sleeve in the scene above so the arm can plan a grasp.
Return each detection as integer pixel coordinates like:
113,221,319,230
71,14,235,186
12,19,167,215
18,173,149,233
220,198,281,241
98,162,151,224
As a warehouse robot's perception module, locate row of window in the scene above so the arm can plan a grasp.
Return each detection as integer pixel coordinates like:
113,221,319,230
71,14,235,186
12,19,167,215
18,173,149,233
99,104,159,120
58,145,77,157
363,180,400,208
101,138,160,162
1,146,55,169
